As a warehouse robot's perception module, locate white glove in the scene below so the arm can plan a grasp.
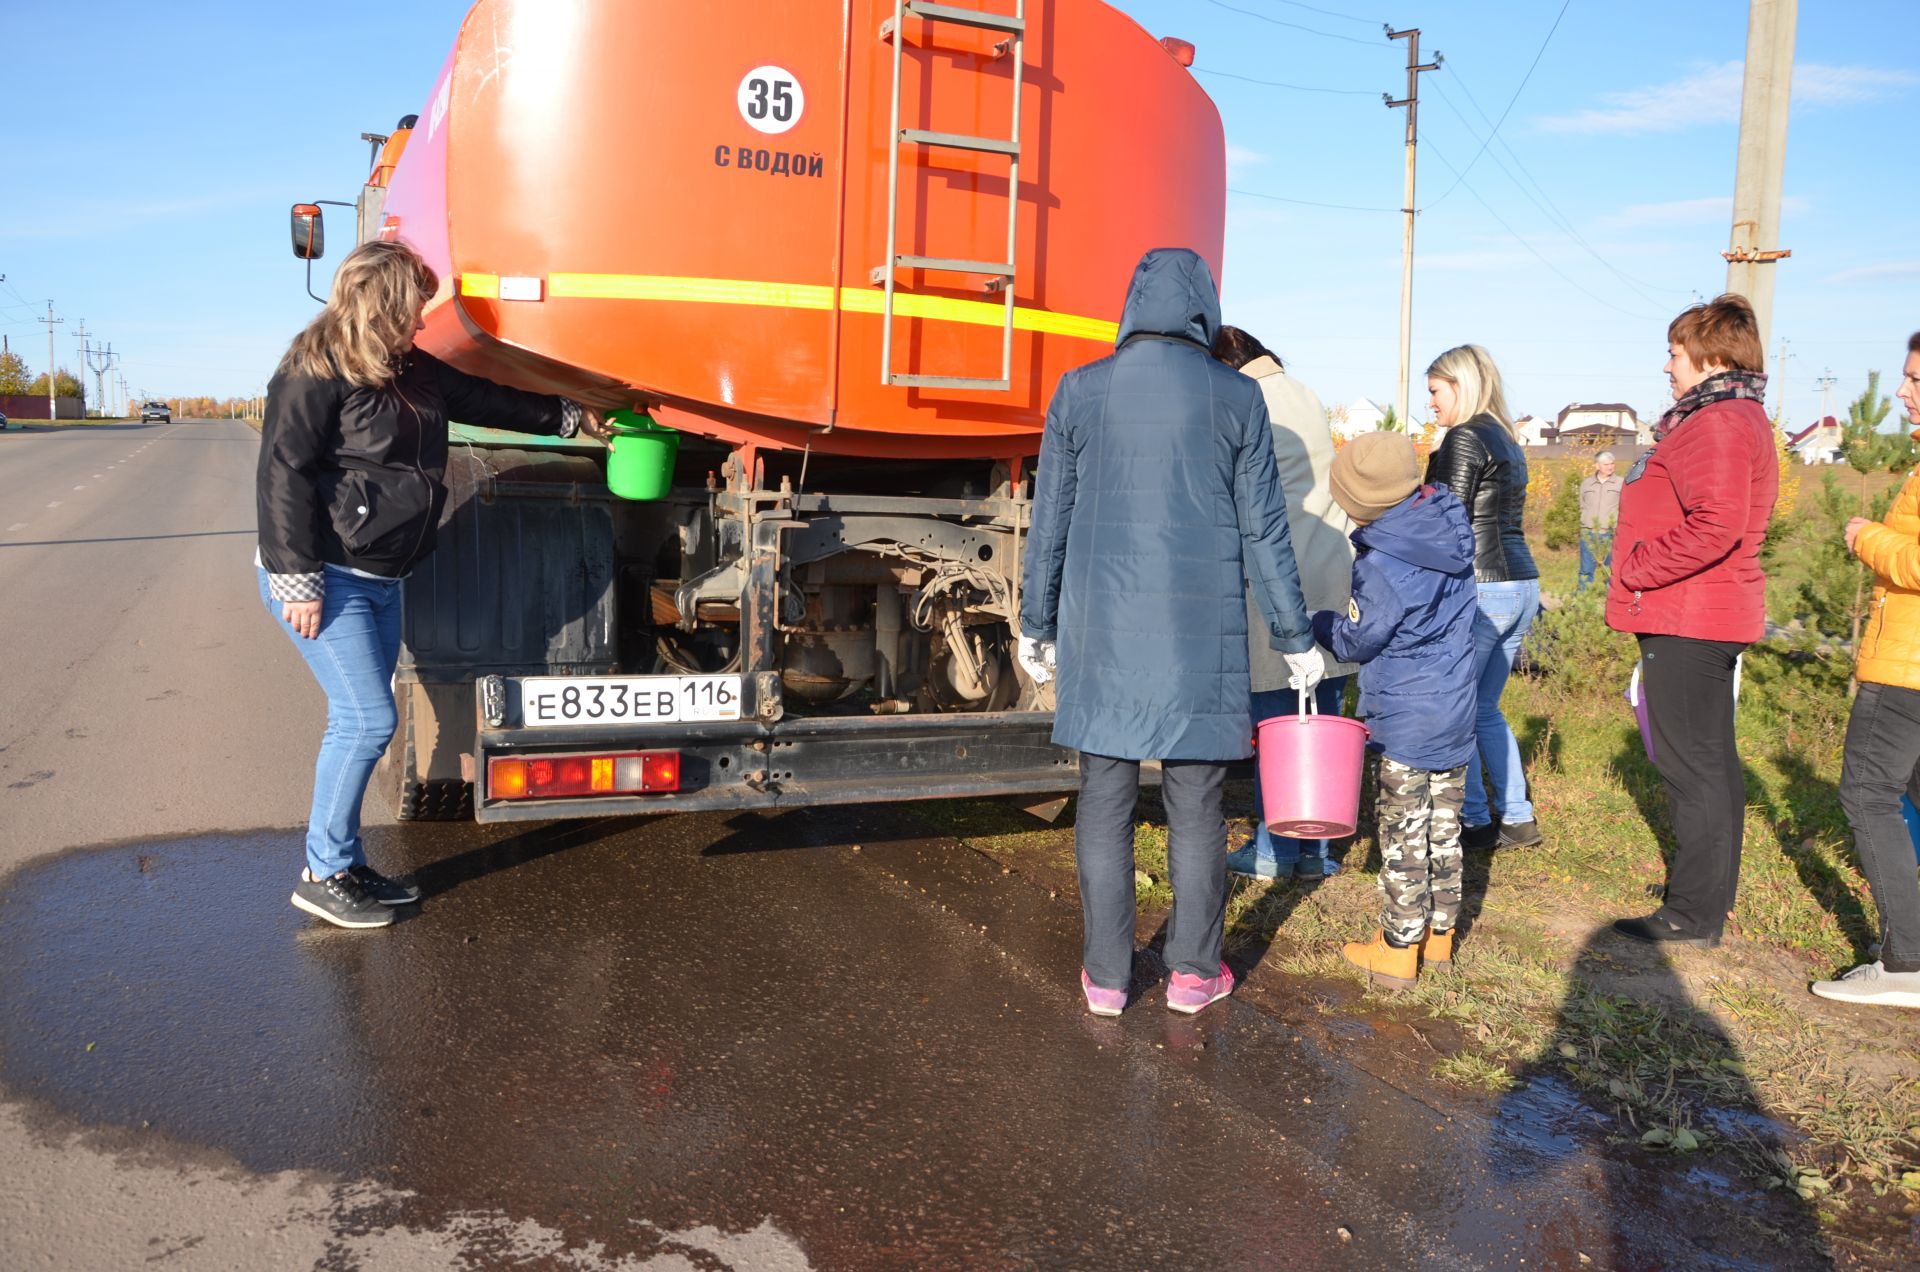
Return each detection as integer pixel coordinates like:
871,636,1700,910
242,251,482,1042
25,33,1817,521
1283,645,1326,694
1016,634,1057,685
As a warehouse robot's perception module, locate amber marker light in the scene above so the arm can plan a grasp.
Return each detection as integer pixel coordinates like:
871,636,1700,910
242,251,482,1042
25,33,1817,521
489,757,530,798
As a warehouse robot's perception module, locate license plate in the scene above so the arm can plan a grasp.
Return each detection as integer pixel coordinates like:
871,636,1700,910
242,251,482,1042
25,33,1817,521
518,675,742,728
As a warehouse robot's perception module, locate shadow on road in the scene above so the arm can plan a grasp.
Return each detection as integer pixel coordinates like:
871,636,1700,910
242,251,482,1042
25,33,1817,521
1496,926,1829,1269
0,529,256,549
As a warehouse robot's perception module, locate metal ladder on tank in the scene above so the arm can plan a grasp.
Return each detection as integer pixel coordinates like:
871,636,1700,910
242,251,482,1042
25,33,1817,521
876,0,1026,392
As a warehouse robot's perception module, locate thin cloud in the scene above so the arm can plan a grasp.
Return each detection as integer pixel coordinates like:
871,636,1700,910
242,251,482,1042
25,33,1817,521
1225,143,1269,174
1537,61,1918,135
1594,194,1809,231
1824,260,1920,284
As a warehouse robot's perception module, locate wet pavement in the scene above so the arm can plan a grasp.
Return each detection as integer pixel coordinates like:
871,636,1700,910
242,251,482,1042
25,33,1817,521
0,804,1835,1269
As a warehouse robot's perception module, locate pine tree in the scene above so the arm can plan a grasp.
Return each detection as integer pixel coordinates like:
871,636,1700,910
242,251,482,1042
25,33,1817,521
1543,466,1582,550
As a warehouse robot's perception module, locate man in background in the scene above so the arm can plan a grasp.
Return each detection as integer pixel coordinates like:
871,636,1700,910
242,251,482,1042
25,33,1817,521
1578,451,1622,591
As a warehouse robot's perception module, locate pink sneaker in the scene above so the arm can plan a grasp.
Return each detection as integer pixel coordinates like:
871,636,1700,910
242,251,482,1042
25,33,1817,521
1081,970,1127,1017
1166,962,1235,1014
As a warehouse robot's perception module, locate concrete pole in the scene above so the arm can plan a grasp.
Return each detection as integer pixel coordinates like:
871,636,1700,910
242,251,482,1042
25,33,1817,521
1386,28,1440,427
40,302,62,422
1725,0,1797,355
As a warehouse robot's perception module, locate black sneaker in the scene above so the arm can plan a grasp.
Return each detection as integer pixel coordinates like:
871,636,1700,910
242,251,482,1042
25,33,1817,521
1611,912,1720,949
1461,822,1499,851
1496,819,1543,848
346,864,421,906
292,870,395,929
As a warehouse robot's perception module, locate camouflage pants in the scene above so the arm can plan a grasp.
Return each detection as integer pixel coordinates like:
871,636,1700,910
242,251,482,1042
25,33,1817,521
1375,757,1467,946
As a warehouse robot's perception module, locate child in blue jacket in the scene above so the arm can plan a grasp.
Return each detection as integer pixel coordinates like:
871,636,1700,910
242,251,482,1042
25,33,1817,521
1311,432,1479,988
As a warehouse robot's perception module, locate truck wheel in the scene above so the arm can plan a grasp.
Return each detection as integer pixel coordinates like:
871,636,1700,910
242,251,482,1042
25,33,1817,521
384,686,474,821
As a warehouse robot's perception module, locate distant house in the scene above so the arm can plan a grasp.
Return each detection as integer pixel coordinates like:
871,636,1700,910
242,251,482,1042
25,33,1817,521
1514,414,1553,447
1787,416,1844,465
1554,402,1642,449
1327,396,1390,441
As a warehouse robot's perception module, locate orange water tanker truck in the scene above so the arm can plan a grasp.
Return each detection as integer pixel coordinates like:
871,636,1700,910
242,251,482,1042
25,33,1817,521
290,0,1226,823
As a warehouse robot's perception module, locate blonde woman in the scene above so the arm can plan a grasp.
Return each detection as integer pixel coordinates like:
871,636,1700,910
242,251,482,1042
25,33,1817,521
1424,345,1541,850
257,240,603,929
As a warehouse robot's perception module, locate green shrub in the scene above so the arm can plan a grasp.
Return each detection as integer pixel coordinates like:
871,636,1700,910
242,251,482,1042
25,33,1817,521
1543,469,1583,551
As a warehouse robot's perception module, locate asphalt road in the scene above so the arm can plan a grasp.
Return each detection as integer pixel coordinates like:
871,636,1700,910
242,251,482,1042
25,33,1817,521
0,421,1832,1269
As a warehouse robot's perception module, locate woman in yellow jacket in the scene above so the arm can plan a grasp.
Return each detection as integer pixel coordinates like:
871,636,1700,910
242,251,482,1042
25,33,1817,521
1815,331,1920,1009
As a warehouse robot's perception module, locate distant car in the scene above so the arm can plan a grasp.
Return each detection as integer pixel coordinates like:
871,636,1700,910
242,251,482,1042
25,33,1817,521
0,410,9,429
141,401,171,423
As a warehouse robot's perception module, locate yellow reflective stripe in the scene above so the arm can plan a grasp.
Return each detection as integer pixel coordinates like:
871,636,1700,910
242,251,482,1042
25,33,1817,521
549,273,837,310
837,288,1118,342
462,271,1117,343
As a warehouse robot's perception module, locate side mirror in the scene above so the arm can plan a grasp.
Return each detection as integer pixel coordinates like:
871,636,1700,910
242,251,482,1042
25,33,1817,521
291,204,325,260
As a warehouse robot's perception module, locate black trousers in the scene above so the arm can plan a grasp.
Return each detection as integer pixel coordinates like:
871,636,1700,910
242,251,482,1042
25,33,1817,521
1837,682,1920,972
1639,635,1748,934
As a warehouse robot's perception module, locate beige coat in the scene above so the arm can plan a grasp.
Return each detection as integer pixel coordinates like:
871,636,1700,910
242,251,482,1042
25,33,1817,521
1579,474,1622,531
1239,356,1359,689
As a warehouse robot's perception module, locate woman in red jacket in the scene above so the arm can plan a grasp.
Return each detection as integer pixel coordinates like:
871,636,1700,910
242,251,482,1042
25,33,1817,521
1606,293,1778,947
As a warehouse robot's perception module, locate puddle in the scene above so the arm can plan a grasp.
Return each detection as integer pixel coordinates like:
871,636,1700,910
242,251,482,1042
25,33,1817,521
1489,1075,1609,1170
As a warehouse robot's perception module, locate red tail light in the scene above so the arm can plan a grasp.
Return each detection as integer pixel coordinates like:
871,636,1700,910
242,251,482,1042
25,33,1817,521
488,751,682,799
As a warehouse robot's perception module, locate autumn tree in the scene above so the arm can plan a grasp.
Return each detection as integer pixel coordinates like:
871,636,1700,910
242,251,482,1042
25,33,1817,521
26,368,85,399
0,349,31,395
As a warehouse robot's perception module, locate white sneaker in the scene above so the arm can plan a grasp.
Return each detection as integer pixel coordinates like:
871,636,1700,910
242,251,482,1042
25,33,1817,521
1809,961,1920,1009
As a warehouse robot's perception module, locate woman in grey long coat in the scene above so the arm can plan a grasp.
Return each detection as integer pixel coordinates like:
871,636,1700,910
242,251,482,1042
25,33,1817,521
1018,248,1319,1018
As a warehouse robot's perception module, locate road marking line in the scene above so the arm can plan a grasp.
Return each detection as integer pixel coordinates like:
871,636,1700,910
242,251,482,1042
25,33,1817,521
7,523,25,532
47,501,61,508
74,485,85,490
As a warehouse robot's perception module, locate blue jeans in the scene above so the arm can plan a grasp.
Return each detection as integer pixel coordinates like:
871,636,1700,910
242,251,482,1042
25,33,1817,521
1076,754,1228,987
1464,580,1539,828
1248,678,1351,864
1577,530,1612,591
258,565,404,880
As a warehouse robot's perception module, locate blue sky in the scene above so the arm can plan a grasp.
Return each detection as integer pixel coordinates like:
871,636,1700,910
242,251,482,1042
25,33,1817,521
4,0,1915,430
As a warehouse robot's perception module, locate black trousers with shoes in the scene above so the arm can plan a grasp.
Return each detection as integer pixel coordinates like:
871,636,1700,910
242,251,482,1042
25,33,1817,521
1639,635,1748,936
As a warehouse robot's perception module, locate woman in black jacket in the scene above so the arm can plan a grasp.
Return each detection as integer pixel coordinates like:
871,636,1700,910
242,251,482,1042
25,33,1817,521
257,239,602,929
1423,344,1542,850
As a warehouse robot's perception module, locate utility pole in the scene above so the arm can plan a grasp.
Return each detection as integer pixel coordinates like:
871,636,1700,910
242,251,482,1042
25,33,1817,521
1724,0,1797,353
1815,369,1836,424
38,302,63,422
1385,27,1442,427
72,320,87,412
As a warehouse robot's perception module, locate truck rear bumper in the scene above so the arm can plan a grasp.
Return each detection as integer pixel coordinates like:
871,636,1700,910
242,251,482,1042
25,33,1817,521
471,710,1079,823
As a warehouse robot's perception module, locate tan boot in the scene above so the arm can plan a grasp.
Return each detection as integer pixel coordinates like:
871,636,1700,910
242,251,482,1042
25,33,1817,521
1341,930,1419,990
1420,927,1454,971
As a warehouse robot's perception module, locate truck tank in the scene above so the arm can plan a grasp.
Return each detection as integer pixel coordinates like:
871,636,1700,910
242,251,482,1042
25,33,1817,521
340,0,1230,822
375,0,1226,460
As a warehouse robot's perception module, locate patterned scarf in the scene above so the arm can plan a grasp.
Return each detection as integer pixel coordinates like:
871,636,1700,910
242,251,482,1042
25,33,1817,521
1654,369,1768,441
1626,369,1768,483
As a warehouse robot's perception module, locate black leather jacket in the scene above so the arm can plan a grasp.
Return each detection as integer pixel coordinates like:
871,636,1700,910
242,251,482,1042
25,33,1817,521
1424,414,1538,583
257,351,571,586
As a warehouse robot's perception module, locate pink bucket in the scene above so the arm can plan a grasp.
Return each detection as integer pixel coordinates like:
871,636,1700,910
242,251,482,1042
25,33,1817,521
1256,701,1370,839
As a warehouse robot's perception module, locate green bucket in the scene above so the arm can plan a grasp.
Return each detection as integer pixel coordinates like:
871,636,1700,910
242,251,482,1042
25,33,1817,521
604,409,679,501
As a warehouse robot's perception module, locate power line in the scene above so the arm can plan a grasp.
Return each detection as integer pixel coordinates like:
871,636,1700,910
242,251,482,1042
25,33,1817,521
1200,0,1386,47
1426,70,1697,300
1422,0,1573,210
1418,131,1659,321
1422,77,1677,310
1194,66,1378,96
1264,0,1385,27
1228,186,1399,213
